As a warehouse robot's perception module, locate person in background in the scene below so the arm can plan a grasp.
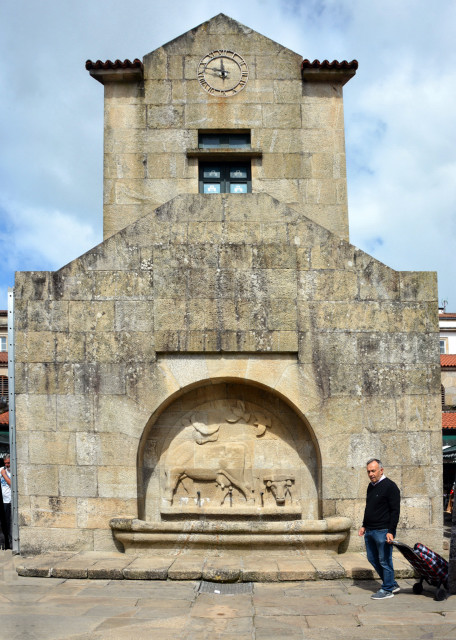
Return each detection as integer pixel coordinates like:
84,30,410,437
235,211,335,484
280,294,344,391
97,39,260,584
0,474,9,549
0,456,11,548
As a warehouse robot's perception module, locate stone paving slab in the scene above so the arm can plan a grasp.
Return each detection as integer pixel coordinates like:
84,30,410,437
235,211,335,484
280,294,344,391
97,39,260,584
51,555,100,579
16,549,416,582
122,555,174,579
87,556,135,580
203,556,243,582
242,556,279,582
276,557,318,581
2,551,456,639
308,553,346,579
168,555,204,580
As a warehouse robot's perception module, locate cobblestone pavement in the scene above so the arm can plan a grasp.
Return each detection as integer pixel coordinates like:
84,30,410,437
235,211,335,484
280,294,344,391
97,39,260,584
1,551,455,639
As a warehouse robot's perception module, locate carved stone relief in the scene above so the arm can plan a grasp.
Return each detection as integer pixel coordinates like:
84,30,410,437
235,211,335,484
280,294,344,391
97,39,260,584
140,388,318,520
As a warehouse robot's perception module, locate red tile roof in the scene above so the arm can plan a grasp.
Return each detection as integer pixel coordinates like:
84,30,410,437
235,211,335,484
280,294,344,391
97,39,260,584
86,59,144,84
0,352,7,364
441,355,456,367
0,411,8,426
301,59,357,85
443,413,456,429
85,59,143,71
439,312,456,318
301,59,358,71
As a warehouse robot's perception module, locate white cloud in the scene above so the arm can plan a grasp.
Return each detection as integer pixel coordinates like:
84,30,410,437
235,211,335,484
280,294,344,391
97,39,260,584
0,0,455,308
0,200,99,274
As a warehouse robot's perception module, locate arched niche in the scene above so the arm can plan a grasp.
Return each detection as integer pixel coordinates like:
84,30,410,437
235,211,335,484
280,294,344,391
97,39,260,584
137,381,321,522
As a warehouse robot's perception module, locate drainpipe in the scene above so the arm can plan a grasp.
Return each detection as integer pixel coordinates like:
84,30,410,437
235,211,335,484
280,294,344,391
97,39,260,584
8,288,19,554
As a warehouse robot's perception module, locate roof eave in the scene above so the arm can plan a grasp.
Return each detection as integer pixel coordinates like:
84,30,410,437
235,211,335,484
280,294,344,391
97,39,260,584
301,59,358,86
302,68,357,85
86,59,144,84
88,67,144,84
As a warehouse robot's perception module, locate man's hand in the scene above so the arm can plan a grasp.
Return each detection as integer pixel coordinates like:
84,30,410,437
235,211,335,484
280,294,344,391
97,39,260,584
358,527,365,537
386,533,394,544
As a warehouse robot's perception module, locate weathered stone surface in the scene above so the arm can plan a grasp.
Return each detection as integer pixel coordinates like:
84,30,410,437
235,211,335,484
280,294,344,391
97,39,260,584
13,15,441,558
242,557,279,582
202,558,242,583
19,528,94,555
87,556,134,580
276,558,316,581
30,496,77,529
168,556,205,580
308,554,345,579
19,464,60,497
76,498,137,529
16,552,75,578
123,556,174,579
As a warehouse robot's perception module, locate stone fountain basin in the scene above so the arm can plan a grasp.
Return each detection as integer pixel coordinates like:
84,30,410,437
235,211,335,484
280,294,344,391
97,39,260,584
110,517,352,554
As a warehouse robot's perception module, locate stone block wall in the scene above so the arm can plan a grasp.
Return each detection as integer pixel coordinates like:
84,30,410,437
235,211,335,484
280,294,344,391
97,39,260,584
102,14,350,241
14,193,442,553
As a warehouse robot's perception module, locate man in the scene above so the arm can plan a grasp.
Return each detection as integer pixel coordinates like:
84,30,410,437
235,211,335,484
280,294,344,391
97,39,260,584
0,456,11,548
358,458,401,599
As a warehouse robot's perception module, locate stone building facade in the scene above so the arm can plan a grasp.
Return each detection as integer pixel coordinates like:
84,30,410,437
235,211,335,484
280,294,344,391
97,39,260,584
14,15,442,555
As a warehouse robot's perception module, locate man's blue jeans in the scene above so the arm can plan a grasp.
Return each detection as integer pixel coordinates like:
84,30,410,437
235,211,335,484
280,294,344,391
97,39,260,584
364,528,395,592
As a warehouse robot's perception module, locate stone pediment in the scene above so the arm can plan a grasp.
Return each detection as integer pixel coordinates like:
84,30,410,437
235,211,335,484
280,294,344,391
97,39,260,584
144,14,302,67
16,191,436,357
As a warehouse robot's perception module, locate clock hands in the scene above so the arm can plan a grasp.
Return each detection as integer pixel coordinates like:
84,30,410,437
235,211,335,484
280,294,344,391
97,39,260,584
198,50,248,96
207,64,230,79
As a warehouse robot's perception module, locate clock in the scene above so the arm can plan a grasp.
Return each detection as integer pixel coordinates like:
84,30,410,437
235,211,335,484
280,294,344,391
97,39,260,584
197,50,249,97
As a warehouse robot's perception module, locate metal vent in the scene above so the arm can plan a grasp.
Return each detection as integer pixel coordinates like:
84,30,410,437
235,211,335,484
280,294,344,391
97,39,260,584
199,581,253,595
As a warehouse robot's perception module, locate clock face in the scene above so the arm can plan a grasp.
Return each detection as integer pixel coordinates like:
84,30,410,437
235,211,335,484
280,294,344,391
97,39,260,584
197,50,249,97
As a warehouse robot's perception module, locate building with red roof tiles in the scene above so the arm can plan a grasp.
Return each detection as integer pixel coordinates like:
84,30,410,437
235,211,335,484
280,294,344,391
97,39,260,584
440,309,456,408
440,308,456,495
439,307,456,355
441,354,456,367
442,412,456,429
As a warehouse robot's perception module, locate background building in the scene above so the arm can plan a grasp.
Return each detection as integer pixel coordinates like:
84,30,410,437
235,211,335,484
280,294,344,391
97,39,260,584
440,308,456,502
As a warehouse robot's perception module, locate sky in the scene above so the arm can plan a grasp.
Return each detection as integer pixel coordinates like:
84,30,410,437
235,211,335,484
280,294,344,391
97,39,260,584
1,0,455,311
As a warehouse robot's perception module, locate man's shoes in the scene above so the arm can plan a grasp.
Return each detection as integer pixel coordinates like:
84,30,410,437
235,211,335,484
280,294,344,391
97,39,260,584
371,589,394,599
392,583,400,594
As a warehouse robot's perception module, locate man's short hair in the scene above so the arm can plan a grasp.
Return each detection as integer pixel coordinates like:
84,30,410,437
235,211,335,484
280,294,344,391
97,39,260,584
366,458,383,468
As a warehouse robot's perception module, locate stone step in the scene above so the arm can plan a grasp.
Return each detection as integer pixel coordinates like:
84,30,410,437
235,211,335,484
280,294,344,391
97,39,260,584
16,550,416,582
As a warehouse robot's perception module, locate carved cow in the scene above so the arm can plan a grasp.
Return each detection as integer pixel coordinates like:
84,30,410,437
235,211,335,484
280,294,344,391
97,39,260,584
163,441,252,505
263,475,295,505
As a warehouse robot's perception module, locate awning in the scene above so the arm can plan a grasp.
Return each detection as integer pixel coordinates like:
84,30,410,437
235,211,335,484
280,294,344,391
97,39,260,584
443,444,456,462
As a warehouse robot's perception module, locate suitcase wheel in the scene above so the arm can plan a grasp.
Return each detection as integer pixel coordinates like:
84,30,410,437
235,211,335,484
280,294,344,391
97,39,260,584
434,586,447,601
413,582,423,594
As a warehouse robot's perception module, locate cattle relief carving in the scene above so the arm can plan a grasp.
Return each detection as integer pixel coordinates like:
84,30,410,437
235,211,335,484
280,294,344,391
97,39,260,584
160,401,302,516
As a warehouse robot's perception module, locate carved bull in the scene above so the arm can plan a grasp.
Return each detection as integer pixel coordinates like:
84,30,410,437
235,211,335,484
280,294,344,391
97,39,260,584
263,475,295,505
163,441,252,505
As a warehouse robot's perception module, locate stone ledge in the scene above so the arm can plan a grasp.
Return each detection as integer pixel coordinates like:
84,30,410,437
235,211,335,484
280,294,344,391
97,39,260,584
16,550,416,582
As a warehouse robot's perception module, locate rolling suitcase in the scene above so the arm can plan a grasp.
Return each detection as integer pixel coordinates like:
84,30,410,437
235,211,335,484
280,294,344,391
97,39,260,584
392,540,448,601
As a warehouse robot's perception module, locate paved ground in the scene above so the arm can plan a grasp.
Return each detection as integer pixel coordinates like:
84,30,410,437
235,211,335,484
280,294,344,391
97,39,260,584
1,550,455,639
14,548,418,582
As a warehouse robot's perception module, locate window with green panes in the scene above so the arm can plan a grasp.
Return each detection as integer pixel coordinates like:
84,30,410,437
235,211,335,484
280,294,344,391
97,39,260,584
199,163,251,194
